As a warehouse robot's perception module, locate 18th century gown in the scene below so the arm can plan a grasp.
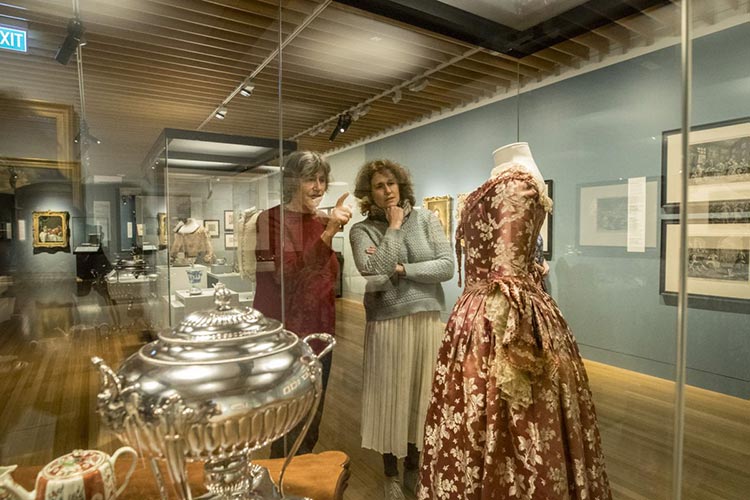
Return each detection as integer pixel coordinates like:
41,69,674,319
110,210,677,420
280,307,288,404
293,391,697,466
418,166,612,500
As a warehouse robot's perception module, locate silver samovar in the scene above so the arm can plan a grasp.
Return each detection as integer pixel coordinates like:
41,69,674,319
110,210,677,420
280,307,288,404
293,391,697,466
92,283,334,499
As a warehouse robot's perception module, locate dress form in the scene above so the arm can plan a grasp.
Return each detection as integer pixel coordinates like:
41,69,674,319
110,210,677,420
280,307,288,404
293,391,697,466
491,142,544,185
178,217,201,234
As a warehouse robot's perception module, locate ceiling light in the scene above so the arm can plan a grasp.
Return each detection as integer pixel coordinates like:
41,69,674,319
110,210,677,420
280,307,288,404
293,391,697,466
329,113,351,142
239,84,255,97
391,89,402,104
215,106,228,120
55,18,85,65
408,79,429,92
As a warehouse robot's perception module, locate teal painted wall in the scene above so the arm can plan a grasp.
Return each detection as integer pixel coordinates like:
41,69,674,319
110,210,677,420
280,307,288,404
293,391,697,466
359,24,750,398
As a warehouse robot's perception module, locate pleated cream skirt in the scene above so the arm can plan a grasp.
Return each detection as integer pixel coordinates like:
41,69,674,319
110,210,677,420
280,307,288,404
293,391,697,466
360,310,444,458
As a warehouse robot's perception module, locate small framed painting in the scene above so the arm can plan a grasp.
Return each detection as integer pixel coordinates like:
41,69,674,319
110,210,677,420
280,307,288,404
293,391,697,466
204,219,220,238
32,211,69,250
157,213,168,247
423,195,452,240
224,210,235,232
224,232,236,249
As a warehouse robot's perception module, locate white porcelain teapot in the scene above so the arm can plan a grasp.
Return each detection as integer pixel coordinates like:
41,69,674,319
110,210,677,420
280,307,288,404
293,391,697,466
0,447,137,500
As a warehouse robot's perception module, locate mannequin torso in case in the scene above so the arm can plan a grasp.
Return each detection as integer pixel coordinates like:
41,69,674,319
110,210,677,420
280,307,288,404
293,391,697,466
177,218,201,234
170,218,214,262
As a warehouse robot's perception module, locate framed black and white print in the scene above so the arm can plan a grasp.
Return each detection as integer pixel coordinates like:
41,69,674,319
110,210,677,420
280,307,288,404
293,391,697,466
660,219,750,303
578,178,659,248
224,210,235,232
662,116,750,212
224,232,236,249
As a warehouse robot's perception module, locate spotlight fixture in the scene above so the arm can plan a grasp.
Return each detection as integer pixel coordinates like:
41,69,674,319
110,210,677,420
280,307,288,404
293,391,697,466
55,18,85,65
329,113,352,142
408,79,429,92
391,89,402,104
239,84,255,97
215,106,228,120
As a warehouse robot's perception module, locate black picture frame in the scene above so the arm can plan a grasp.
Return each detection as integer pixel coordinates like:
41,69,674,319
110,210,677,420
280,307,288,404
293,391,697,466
224,210,234,232
660,218,750,305
661,116,750,213
542,180,553,260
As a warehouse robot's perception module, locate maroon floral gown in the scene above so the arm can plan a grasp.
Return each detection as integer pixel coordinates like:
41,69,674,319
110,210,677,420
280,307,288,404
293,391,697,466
418,166,612,500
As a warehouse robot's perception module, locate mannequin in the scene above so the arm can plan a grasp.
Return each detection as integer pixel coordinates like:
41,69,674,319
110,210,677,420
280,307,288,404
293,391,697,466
177,217,201,234
491,142,544,186
170,217,214,262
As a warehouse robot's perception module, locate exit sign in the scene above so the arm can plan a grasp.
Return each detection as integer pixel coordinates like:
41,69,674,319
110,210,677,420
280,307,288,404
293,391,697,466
0,26,27,52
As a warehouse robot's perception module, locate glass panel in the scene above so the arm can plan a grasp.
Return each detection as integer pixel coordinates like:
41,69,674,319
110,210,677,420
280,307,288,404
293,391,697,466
683,2,750,499
1,3,83,465
0,0,285,493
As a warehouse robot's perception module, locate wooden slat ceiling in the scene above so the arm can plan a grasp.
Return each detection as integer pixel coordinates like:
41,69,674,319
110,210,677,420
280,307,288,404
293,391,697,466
0,0,747,177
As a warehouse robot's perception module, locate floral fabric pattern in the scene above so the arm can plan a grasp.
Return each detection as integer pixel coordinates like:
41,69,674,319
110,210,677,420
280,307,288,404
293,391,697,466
418,166,612,500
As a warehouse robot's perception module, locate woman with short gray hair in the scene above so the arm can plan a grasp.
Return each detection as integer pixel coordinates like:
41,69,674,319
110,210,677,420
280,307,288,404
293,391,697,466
254,150,352,458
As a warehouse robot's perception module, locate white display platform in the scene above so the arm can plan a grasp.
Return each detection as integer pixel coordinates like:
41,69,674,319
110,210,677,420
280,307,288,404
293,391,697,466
176,286,240,312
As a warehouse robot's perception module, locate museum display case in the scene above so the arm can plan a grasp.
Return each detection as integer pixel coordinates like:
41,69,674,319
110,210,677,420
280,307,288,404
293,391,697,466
0,1,747,499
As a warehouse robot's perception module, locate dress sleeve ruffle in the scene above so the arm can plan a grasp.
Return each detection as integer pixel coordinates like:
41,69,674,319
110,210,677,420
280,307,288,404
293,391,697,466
483,276,554,408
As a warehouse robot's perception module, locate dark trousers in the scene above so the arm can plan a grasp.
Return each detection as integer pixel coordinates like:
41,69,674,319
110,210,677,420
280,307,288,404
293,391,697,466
270,352,333,458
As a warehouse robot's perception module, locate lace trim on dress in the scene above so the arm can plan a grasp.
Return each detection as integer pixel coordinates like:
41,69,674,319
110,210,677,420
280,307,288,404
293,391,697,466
477,275,551,408
484,288,533,408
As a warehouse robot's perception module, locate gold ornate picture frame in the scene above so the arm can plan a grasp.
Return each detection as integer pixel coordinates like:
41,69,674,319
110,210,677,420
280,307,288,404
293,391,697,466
157,212,168,247
423,195,452,240
32,210,69,249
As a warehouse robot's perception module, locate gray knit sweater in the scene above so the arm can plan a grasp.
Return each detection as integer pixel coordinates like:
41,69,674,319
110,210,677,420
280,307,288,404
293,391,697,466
349,208,455,322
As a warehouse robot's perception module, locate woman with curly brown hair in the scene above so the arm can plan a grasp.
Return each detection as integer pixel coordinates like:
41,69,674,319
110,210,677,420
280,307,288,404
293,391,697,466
349,159,454,500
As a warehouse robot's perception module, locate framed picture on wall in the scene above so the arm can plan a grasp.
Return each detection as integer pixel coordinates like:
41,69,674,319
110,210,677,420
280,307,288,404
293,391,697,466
423,195,452,240
660,219,750,303
224,210,235,232
157,213,167,247
204,219,220,238
578,178,659,248
224,232,236,249
32,211,69,250
541,180,553,259
662,116,750,212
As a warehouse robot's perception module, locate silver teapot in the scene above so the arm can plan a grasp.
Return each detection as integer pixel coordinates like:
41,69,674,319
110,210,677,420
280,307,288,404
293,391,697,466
92,283,334,499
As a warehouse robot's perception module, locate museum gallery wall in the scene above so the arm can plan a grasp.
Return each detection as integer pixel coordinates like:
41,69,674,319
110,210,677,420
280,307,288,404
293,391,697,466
331,23,750,399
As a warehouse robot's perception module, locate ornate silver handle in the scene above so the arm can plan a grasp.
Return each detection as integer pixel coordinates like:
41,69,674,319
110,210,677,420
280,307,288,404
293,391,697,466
301,333,336,359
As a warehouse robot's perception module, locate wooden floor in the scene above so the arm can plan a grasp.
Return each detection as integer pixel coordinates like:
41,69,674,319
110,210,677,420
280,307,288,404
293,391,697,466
1,285,748,499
